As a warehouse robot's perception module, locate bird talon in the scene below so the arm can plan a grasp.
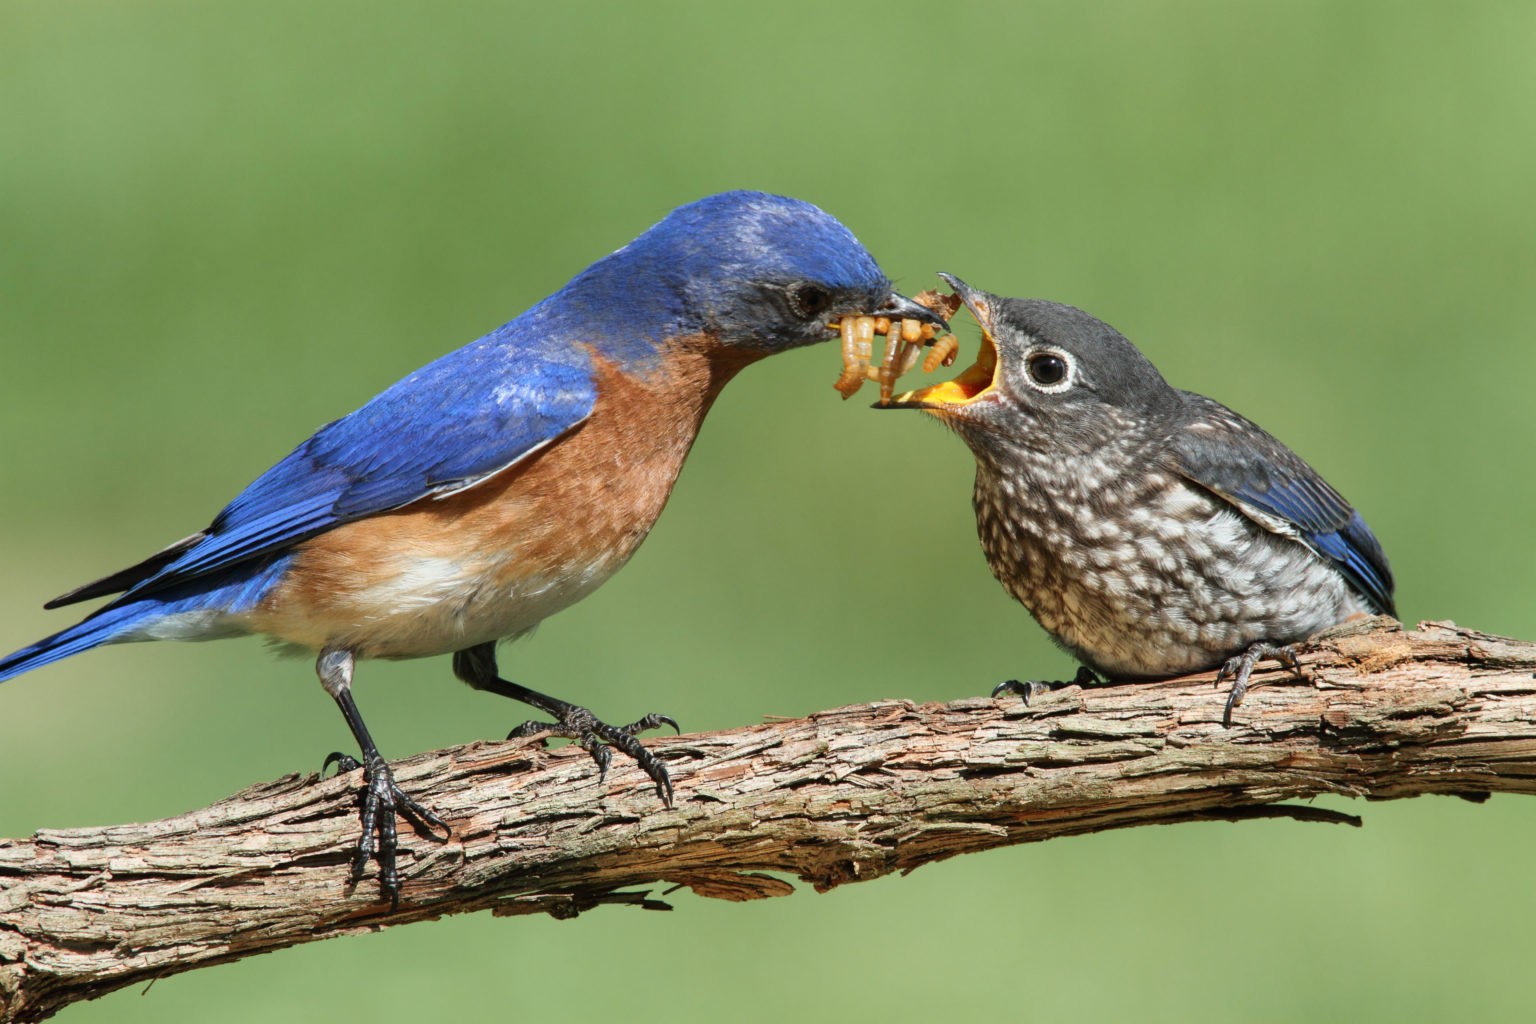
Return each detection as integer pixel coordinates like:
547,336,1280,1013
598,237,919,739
993,679,1046,705
1218,642,1303,728
584,737,614,781
620,712,680,737
322,750,362,777
1222,689,1246,728
992,666,1099,706
334,751,446,906
506,720,552,743
465,662,678,804
593,725,674,805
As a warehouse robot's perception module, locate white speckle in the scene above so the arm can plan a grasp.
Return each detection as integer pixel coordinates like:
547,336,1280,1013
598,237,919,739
966,422,1373,679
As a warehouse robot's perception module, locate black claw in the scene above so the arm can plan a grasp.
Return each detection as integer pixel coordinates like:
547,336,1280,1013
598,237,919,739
507,721,551,743
453,645,676,806
1218,642,1304,728
1220,672,1247,729
322,751,362,777
343,753,451,907
595,724,674,805
622,713,680,737
500,702,676,804
317,652,452,909
586,738,614,781
993,679,1047,705
992,665,1099,705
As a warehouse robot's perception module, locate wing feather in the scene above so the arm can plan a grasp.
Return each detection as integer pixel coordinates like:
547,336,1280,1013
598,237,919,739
1169,394,1395,616
78,325,596,607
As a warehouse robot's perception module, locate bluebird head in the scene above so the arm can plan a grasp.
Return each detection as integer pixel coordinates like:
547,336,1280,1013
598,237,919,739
583,191,943,355
884,274,1181,451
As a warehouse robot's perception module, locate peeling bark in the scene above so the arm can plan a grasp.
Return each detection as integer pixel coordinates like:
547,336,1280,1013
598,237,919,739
3,617,1534,1021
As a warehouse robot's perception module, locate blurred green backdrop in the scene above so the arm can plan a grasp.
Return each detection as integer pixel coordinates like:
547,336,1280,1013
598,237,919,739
3,1,1534,1020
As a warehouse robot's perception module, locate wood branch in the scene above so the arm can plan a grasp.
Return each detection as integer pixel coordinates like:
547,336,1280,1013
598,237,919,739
3,616,1535,1021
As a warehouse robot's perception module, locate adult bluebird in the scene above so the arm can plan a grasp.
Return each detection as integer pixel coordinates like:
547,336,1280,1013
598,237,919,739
0,191,945,903
885,275,1393,723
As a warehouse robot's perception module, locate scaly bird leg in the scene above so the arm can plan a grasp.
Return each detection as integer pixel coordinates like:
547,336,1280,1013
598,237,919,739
1214,642,1304,728
317,647,450,908
452,643,678,805
992,665,1101,705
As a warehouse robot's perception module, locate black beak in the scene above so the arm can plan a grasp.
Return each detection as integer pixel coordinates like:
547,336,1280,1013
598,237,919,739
873,291,948,330
936,273,978,310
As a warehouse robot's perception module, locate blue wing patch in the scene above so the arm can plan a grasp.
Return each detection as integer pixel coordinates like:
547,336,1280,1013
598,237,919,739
1170,395,1395,616
112,328,597,603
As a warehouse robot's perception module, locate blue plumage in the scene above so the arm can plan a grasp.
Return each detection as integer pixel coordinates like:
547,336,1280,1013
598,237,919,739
1169,394,1395,616
140,340,599,598
63,190,890,612
1,190,938,902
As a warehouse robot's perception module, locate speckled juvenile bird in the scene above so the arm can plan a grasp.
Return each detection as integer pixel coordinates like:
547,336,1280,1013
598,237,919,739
886,275,1394,723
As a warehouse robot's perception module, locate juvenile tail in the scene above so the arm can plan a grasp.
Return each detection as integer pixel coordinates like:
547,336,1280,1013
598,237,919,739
0,602,161,684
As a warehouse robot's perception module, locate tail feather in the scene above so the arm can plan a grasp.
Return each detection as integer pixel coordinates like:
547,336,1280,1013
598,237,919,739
0,603,160,684
4,556,289,684
43,532,206,610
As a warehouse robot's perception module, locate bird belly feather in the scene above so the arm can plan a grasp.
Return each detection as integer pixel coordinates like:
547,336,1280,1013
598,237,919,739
973,448,1373,680
235,343,739,660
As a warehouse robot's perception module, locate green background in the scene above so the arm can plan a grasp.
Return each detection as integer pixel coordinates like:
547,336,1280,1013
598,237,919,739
3,2,1534,1020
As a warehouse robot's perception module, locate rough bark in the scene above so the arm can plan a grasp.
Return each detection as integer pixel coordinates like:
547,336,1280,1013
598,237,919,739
3,616,1534,1021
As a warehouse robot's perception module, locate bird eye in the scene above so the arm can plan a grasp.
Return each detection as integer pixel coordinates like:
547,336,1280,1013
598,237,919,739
1026,350,1070,388
788,283,833,319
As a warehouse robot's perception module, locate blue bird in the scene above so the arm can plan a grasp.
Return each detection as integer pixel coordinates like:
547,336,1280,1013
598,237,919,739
885,275,1393,723
0,191,944,903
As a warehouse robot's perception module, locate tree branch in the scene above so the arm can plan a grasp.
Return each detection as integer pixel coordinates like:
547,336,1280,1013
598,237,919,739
3,616,1534,1021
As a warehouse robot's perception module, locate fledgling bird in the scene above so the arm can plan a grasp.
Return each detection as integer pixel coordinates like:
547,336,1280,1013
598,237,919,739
0,191,945,903
885,275,1394,722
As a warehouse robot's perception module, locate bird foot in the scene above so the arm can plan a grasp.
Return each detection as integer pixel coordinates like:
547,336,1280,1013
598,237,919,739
1214,642,1303,728
321,750,451,907
507,703,680,805
992,665,1100,705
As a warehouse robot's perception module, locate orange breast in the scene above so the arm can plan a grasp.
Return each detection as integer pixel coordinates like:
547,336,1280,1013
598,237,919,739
241,336,759,658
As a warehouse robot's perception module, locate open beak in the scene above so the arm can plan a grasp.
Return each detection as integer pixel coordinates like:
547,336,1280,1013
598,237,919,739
881,273,999,411
872,290,949,330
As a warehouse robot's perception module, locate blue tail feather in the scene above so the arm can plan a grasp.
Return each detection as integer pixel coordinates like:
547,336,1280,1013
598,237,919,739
0,601,162,684
0,555,291,685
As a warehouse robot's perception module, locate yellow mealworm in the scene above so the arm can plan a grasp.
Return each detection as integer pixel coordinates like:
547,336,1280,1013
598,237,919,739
876,318,905,403
830,292,963,401
833,315,865,397
923,334,959,374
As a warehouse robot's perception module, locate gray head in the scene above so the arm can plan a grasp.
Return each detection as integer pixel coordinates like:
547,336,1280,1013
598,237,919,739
885,274,1183,453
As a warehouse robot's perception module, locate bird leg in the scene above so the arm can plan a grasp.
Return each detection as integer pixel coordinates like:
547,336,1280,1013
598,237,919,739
317,648,450,908
452,643,678,805
992,665,1101,705
1214,642,1303,728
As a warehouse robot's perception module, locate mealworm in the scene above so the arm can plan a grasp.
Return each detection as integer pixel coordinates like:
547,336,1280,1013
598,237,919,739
922,334,960,374
831,291,962,400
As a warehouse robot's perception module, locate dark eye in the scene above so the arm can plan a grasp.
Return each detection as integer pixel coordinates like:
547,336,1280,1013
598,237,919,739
1026,351,1069,387
788,283,833,320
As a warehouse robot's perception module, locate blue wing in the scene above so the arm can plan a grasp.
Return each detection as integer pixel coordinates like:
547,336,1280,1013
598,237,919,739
101,325,596,605
1169,394,1395,616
